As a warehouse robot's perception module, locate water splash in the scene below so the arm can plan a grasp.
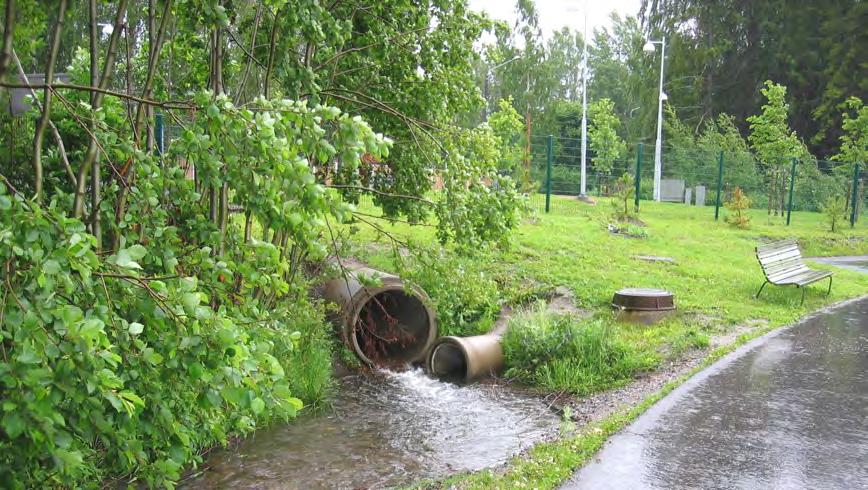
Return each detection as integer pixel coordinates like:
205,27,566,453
187,368,557,489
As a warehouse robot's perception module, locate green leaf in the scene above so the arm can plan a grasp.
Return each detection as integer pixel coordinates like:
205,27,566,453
142,348,164,365
126,244,147,261
128,322,144,335
43,259,61,275
2,412,25,438
287,397,304,410
16,345,41,365
53,448,84,472
250,397,265,415
179,276,197,292
181,292,200,314
114,248,142,270
119,390,145,408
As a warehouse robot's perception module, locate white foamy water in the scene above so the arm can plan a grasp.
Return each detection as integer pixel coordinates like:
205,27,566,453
187,368,558,489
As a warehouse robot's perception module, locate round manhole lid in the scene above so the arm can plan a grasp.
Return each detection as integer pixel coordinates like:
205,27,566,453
612,288,675,311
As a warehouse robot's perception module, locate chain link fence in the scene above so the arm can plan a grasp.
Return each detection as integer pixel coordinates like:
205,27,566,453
523,134,865,228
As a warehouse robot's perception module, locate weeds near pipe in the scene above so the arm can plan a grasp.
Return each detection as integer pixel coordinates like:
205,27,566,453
502,305,656,395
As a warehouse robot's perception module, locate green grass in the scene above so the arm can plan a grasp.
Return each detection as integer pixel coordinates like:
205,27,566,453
344,195,867,487
501,305,656,395
348,196,867,360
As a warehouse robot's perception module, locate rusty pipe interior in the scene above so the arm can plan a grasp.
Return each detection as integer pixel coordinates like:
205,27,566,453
322,262,437,367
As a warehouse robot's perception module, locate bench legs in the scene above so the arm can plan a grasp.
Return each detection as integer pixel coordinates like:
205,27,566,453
758,276,832,305
756,280,769,299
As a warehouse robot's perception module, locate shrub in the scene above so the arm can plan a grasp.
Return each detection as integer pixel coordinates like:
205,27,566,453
610,172,636,221
0,192,327,488
820,195,848,232
724,187,752,228
394,247,501,337
501,305,655,395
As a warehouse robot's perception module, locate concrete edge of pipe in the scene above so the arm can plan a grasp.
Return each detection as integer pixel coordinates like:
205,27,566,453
322,262,437,367
426,322,509,382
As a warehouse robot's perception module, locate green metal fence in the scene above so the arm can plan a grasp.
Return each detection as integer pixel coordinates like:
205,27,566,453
526,133,865,228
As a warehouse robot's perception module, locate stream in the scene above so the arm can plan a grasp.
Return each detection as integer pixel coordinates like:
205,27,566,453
185,369,559,489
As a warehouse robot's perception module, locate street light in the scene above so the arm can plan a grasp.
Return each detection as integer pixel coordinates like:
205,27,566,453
644,36,666,202
579,1,589,197
482,55,520,121
568,1,590,197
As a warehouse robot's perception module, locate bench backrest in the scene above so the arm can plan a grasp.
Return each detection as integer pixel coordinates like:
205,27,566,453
756,239,809,283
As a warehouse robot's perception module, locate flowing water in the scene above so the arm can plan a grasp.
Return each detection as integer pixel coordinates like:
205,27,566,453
185,369,558,489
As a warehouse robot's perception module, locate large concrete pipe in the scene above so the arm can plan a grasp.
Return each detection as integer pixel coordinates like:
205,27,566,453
426,322,509,382
322,261,437,367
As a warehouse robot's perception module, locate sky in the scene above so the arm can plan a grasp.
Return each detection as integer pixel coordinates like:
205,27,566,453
468,0,642,42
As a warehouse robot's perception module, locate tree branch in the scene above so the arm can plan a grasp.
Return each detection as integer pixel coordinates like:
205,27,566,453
325,184,434,205
0,0,14,80
31,0,68,202
11,49,74,186
233,1,263,104
0,82,194,110
264,6,280,98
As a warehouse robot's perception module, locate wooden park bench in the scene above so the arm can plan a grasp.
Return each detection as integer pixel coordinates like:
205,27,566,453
755,239,833,305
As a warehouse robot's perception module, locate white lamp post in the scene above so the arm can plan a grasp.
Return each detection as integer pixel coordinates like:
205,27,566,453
643,36,666,202
579,1,589,197
566,1,589,197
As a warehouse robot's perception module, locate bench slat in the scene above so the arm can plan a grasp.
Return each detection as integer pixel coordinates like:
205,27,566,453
758,248,802,263
756,239,797,255
762,257,808,274
770,269,815,284
771,270,831,286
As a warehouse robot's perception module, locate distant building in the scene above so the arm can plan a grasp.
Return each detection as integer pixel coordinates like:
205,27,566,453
7,73,70,116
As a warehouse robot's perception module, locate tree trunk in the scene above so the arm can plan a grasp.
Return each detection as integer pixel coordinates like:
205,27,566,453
0,0,15,81
89,0,101,251
32,0,68,202
767,167,774,216
264,6,280,98
73,0,129,219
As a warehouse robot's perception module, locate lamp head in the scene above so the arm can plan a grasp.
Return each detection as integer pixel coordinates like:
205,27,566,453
643,40,657,53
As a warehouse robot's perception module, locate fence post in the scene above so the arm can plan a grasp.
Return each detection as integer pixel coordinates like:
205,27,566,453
714,151,724,221
634,143,643,212
155,113,164,155
786,157,797,226
545,134,553,213
851,162,862,227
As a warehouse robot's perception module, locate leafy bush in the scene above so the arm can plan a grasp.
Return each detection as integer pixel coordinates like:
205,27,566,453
725,187,752,228
820,195,848,232
0,193,327,487
394,247,501,337
610,172,636,220
502,306,655,395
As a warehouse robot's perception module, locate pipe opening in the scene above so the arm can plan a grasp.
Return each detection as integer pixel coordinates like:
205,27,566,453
353,289,431,366
429,341,468,382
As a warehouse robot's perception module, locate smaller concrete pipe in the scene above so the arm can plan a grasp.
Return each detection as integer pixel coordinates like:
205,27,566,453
322,262,437,367
427,323,508,382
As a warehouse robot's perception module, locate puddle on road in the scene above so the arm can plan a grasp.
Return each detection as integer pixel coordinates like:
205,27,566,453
185,369,558,489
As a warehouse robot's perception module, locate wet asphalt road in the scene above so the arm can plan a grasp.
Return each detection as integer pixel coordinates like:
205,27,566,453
565,270,868,489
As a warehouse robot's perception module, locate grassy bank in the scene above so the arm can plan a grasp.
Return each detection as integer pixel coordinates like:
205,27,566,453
343,194,868,487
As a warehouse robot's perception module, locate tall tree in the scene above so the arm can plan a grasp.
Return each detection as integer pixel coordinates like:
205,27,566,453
747,80,808,216
641,0,865,157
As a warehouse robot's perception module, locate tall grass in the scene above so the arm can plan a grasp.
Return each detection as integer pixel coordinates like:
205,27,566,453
502,304,657,395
